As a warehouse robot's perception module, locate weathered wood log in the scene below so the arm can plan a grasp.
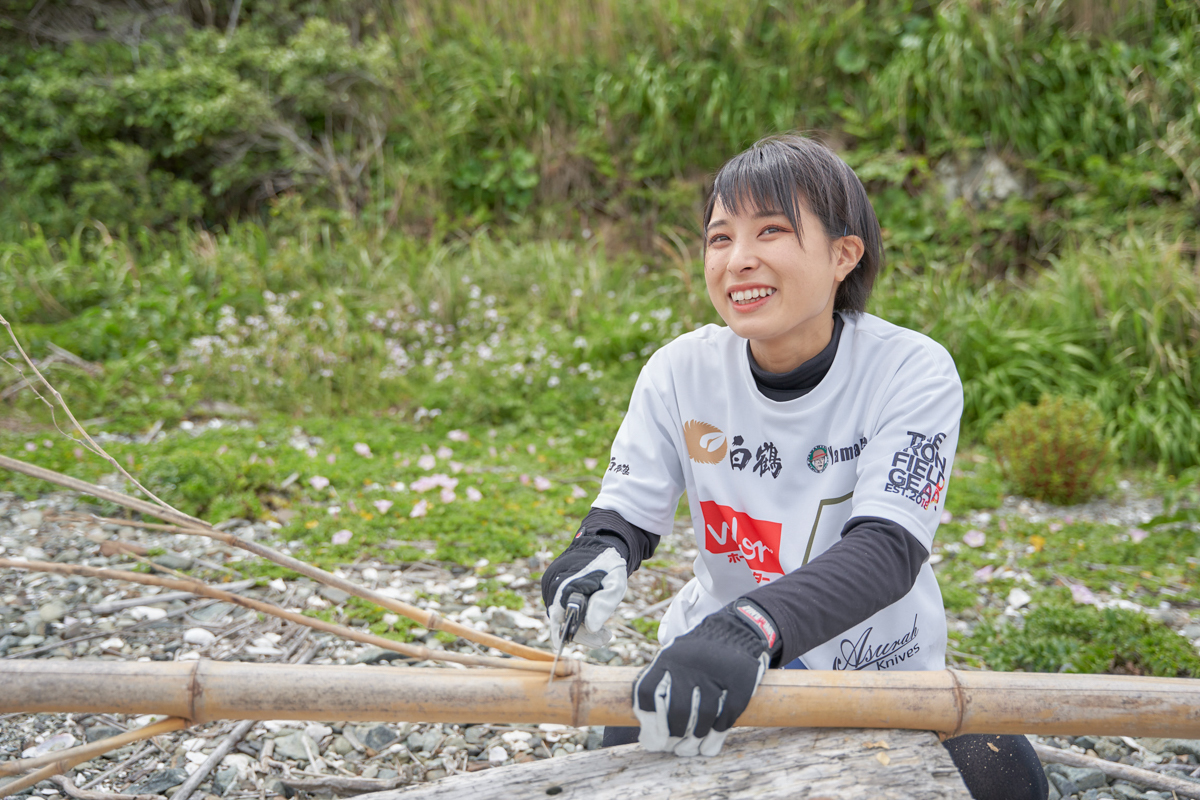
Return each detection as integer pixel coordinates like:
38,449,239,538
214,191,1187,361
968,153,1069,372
362,728,971,800
4,660,1200,738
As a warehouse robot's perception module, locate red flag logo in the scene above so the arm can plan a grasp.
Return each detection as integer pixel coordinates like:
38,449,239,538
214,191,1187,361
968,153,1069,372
700,500,783,575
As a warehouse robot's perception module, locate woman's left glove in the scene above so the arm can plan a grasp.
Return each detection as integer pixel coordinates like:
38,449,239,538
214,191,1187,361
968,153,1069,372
634,598,780,757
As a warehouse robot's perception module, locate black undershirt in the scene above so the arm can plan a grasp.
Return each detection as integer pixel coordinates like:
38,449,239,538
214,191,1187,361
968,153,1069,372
580,313,930,666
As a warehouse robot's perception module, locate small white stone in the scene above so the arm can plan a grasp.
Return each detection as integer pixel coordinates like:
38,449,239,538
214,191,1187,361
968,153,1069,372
362,568,380,583
128,606,167,621
99,637,126,651
487,746,508,764
500,730,533,744
1007,588,1032,610
269,578,287,593
184,628,216,646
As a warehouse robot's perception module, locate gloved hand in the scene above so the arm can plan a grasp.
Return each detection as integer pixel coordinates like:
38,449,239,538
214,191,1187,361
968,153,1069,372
634,598,780,757
541,536,628,648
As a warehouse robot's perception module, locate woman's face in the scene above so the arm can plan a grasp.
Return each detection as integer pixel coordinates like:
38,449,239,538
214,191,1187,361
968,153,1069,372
703,196,862,373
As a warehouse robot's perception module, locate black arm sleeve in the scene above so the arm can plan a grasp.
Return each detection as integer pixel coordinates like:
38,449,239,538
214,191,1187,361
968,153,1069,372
745,516,929,668
574,507,660,575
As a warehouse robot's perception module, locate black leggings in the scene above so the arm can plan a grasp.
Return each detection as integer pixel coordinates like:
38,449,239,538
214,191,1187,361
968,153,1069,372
600,727,1047,800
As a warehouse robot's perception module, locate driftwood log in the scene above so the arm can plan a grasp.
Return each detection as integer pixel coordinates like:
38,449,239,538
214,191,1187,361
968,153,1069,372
360,728,971,800
5,660,1200,738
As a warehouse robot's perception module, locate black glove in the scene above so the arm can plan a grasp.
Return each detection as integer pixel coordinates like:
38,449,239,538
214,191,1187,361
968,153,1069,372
633,598,781,756
541,536,628,648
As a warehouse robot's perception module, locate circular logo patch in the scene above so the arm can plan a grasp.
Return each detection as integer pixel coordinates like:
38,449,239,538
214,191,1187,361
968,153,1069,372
807,445,831,473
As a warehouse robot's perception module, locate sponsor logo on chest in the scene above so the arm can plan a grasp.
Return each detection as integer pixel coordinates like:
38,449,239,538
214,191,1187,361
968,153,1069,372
700,500,783,582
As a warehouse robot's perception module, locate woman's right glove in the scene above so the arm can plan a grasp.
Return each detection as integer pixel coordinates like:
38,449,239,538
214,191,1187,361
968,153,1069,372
540,536,628,648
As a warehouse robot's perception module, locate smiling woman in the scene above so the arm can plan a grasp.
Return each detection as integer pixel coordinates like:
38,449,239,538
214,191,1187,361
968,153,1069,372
539,134,1048,800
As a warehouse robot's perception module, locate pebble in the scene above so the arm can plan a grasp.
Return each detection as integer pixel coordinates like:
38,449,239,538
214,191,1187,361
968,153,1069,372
130,767,188,794
16,510,44,528
38,602,67,623
487,746,508,764
183,628,217,646
272,732,316,763
364,725,398,751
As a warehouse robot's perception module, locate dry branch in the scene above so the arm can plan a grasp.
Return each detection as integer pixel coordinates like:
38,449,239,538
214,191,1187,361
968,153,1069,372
48,775,161,800
5,661,1200,739
0,558,555,674
0,718,187,799
0,453,551,663
1032,742,1200,799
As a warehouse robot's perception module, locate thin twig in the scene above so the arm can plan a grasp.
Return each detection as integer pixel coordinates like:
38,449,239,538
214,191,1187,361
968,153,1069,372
0,558,556,673
48,775,159,800
0,719,187,798
78,744,153,792
0,313,201,525
0,454,552,663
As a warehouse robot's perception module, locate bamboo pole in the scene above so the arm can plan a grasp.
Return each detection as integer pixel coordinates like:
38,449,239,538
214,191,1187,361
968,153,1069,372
3,660,1200,738
0,559,555,674
0,718,187,799
0,453,552,663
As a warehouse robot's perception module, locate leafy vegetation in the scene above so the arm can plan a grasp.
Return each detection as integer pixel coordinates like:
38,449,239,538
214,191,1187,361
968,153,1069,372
2,0,1199,680
986,395,1112,504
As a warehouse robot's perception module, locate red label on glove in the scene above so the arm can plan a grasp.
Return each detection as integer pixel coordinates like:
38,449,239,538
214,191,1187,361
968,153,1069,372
736,603,777,649
700,500,783,576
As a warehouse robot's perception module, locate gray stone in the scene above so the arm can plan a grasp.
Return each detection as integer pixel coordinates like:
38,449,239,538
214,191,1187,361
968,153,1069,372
1046,780,1061,800
364,725,398,752
1074,736,1100,750
152,552,194,571
85,726,125,743
212,767,238,796
130,768,188,795
1049,772,1080,796
1182,623,1200,639
406,731,443,753
587,647,617,663
464,726,490,745
18,634,45,647
38,601,67,623
329,735,354,756
272,732,315,763
585,728,603,750
0,635,18,655
424,769,447,781
1157,738,1200,759
318,586,350,604
1060,765,1108,791
376,769,398,780
1112,784,1148,800
442,735,467,753
355,647,408,664
1095,738,1128,761
16,509,43,528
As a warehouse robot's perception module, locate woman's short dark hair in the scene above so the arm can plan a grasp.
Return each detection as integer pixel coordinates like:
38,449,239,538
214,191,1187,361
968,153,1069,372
703,133,883,313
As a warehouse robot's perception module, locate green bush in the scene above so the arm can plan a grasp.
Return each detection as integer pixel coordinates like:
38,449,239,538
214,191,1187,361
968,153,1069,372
964,604,1200,677
985,395,1112,505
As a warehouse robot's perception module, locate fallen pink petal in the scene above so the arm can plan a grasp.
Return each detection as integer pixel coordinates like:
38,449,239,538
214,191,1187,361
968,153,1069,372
1129,528,1149,543
571,485,588,499
436,446,453,460
440,487,456,503
583,457,598,471
466,486,483,502
973,565,995,581
534,476,552,492
331,530,352,545
1070,583,1098,605
963,530,986,548
309,475,330,490
448,430,469,442
417,454,437,470
940,511,953,524
354,442,373,458
519,474,531,486
326,453,337,464
1048,522,1063,533
373,499,394,514
410,500,428,518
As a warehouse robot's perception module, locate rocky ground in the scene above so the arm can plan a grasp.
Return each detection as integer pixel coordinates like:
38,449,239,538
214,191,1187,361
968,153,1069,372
2,488,1199,800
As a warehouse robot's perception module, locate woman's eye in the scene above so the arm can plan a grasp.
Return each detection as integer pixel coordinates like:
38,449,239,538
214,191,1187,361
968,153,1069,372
762,225,786,235
707,233,729,245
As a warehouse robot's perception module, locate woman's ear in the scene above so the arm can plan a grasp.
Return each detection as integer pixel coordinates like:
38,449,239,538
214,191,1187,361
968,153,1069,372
835,235,865,281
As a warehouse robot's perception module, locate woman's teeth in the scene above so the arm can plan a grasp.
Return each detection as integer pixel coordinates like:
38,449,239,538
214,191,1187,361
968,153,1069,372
731,287,776,305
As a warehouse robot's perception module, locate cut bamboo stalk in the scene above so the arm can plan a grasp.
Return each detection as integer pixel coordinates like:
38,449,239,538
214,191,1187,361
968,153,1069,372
0,453,551,663
0,559,554,674
0,718,187,799
4,661,1200,738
